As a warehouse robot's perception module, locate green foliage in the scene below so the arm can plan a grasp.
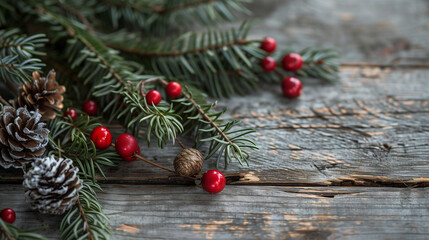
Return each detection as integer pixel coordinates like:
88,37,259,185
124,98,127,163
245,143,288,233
60,181,112,240
298,47,340,82
36,7,184,147
71,0,251,35
0,29,47,84
173,86,258,167
48,115,121,182
0,219,48,240
104,21,265,97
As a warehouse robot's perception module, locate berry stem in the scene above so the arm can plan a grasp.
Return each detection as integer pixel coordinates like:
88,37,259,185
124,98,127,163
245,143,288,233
175,138,186,149
274,68,285,78
0,224,14,240
134,154,196,181
135,78,168,97
110,144,195,180
77,197,94,240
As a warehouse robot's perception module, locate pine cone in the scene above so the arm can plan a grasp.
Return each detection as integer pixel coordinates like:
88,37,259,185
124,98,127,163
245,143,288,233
23,155,83,215
174,148,203,177
0,106,49,169
13,70,65,121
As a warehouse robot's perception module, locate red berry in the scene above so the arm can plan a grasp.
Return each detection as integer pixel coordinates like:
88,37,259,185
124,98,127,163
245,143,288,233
82,100,98,116
122,147,140,162
90,126,112,150
115,133,140,161
201,170,226,194
260,37,276,53
64,108,78,120
146,90,162,106
282,77,303,99
1,208,16,224
261,57,277,72
282,53,304,72
165,82,182,99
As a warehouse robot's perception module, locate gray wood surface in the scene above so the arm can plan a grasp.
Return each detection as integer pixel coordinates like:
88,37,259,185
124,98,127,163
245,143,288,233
1,0,429,239
3,185,429,240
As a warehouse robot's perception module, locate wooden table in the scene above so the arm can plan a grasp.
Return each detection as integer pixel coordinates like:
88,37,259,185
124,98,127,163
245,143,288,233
2,0,429,239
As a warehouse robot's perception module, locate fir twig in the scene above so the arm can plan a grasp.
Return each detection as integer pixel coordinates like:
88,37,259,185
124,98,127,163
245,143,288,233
106,39,249,57
77,197,94,240
56,2,95,34
184,91,233,146
0,219,47,240
0,224,14,240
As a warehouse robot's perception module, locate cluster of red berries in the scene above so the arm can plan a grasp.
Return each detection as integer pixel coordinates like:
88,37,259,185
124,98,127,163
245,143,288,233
260,37,303,99
89,126,140,161
1,208,15,224
89,125,226,193
145,81,182,106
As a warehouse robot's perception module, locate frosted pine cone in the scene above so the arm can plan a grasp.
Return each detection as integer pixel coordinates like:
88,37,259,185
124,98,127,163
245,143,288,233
23,155,82,215
174,148,203,177
13,70,65,121
0,106,49,169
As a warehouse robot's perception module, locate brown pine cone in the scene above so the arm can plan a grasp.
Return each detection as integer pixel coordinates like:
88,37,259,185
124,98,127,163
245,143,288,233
174,148,203,177
13,70,65,121
23,155,82,215
0,106,49,169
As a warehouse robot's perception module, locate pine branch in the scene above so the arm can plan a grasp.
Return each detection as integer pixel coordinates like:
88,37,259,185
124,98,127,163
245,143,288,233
48,114,120,181
76,198,94,240
0,219,47,240
92,0,251,34
103,21,264,97
267,47,340,83
60,181,112,240
0,29,47,83
35,5,184,147
298,47,340,82
173,86,258,168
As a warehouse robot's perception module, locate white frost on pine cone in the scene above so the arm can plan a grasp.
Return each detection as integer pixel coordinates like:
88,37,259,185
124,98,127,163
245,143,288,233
23,155,82,215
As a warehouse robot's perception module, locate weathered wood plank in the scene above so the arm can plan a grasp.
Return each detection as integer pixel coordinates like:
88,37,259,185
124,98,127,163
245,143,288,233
1,67,428,185
244,0,429,65
2,184,429,239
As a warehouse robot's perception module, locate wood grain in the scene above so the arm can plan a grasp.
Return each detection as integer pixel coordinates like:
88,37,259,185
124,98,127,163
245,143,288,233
2,184,429,240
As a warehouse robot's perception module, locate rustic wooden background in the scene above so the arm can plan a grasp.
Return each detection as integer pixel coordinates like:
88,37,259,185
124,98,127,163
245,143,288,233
1,0,429,239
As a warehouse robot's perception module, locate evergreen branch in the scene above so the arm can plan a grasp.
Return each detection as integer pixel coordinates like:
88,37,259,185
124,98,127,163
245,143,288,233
106,38,249,57
184,91,233,146
173,87,258,168
60,181,112,240
93,0,251,34
0,29,47,83
270,47,340,83
0,219,47,240
298,47,340,82
0,29,48,58
55,2,95,34
76,198,94,240
103,21,264,97
48,115,121,182
36,5,184,147
0,223,14,240
0,55,44,83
